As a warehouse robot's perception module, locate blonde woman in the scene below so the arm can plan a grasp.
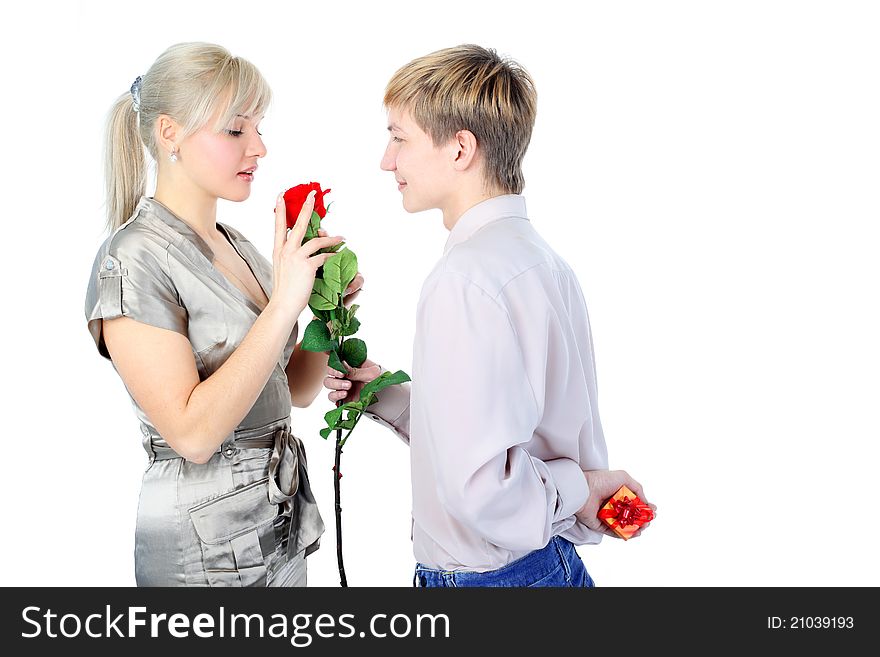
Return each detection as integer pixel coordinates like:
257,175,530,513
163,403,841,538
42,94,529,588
85,43,357,586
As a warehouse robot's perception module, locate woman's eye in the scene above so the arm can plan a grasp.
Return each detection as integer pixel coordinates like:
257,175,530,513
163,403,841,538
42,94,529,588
392,136,403,143
226,129,244,137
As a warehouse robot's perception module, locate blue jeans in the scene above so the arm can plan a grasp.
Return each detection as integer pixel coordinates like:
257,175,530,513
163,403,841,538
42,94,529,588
414,536,596,587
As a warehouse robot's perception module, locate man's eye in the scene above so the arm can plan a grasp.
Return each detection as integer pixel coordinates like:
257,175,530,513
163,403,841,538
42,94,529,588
226,130,244,137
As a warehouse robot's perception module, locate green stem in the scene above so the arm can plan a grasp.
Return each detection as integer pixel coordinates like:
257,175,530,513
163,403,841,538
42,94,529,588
340,411,364,447
334,325,346,587
333,428,346,587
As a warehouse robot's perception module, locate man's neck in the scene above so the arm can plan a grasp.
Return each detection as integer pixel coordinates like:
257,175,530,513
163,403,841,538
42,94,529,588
441,186,508,231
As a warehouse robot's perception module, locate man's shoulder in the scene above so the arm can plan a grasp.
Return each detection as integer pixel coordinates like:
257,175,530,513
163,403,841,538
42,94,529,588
441,219,570,298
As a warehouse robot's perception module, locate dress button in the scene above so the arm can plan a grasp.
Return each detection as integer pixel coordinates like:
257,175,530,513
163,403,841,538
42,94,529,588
104,259,115,270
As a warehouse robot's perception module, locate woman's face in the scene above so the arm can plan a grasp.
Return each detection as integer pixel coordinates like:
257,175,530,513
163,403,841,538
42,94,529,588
176,111,267,202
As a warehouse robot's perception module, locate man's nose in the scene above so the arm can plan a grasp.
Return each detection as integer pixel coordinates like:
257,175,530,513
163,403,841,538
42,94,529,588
379,144,396,171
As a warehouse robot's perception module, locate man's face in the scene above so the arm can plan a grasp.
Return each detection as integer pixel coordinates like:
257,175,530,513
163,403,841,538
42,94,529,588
380,106,456,213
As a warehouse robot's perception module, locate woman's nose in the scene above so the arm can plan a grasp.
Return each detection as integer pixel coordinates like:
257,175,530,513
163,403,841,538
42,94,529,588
251,134,267,158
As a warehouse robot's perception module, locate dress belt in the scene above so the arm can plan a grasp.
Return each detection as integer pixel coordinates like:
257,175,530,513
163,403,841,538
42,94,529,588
147,418,287,461
150,436,275,460
146,425,325,558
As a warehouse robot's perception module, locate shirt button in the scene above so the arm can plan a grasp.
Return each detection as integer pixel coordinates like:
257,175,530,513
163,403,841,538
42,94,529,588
104,259,115,270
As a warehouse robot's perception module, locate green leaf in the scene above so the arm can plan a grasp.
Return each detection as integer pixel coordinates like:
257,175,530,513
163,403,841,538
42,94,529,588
332,313,359,338
341,338,367,367
318,241,344,255
347,304,360,318
324,406,344,426
301,319,336,352
328,305,361,338
360,369,411,400
323,249,358,296
308,278,337,311
320,405,344,439
356,371,409,416
311,308,332,325
303,210,322,243
328,350,347,374
385,369,412,386
322,402,363,440
340,316,360,336
343,399,366,413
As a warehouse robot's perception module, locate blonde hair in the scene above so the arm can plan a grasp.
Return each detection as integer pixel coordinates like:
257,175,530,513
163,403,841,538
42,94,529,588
104,42,271,233
384,44,537,195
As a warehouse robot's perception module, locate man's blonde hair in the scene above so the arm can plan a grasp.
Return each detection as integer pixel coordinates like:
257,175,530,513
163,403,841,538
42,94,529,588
384,44,537,195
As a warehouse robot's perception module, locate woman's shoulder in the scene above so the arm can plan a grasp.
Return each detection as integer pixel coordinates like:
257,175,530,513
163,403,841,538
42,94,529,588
88,216,174,287
108,214,174,256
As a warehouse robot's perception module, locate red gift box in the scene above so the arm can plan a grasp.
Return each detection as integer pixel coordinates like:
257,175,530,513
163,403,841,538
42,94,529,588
598,485,654,540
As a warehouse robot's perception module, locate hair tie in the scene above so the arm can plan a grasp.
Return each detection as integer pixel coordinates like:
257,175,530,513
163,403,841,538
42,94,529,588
130,75,143,113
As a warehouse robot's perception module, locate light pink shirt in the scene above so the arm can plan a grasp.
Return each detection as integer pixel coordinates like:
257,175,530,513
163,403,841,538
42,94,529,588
366,194,609,571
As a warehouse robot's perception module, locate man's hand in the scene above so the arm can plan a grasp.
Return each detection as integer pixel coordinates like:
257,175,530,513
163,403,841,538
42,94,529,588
323,357,383,404
575,470,657,539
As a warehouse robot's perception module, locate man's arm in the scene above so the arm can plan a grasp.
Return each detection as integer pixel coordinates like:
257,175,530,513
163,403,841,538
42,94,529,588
416,273,588,552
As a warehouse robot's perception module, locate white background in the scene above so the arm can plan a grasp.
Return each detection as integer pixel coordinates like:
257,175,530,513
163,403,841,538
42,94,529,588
1,0,877,586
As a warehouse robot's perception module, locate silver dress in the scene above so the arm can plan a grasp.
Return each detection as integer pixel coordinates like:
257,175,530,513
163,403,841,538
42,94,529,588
84,196,324,586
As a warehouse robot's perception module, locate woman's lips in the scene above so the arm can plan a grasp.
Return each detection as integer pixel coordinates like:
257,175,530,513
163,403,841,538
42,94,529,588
238,165,257,182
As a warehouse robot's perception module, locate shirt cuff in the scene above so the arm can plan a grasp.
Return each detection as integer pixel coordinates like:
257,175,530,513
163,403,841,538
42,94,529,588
365,381,411,442
545,458,588,522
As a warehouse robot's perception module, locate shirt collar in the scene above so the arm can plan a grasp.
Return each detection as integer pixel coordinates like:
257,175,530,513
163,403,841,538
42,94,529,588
136,196,221,263
443,194,529,254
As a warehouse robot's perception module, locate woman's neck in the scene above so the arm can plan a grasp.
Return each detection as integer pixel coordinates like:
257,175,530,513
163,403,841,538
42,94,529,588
153,179,221,244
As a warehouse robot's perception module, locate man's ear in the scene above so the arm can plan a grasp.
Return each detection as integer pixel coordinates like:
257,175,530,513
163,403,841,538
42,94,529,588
450,129,479,172
155,115,180,157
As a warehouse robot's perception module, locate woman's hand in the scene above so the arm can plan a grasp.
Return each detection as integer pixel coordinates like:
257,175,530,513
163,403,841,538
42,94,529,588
269,191,344,323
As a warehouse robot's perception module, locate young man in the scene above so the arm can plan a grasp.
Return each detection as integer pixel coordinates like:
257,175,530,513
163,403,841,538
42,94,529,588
325,45,655,587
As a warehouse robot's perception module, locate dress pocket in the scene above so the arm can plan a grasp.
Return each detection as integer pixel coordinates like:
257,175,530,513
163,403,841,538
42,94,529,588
188,476,277,587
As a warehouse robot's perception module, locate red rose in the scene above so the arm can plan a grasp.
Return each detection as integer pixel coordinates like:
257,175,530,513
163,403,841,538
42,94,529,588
283,182,331,229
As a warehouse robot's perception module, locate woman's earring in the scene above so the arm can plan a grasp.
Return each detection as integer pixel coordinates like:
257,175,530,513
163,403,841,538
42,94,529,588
169,147,178,163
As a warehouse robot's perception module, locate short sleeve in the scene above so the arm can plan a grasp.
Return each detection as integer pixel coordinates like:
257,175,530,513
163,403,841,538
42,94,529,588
85,228,188,360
